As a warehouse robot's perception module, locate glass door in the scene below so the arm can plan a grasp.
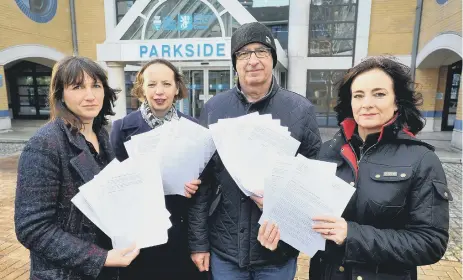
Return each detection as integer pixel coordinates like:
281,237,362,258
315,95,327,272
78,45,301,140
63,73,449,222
10,62,52,119
443,61,462,131
182,69,205,119
182,68,231,119
209,70,231,97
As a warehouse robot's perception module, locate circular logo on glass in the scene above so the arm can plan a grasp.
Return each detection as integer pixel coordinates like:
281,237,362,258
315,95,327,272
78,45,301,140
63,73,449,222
15,0,57,23
436,0,449,4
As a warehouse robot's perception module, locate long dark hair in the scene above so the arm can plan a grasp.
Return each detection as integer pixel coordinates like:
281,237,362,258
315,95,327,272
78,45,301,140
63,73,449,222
334,56,424,135
49,56,118,133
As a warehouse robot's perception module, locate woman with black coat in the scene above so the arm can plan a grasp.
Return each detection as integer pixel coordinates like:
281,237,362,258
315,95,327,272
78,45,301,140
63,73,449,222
308,56,451,280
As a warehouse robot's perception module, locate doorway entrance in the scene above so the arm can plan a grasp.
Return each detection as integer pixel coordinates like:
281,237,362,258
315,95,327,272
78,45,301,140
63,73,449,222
6,61,52,120
181,68,232,118
442,60,462,131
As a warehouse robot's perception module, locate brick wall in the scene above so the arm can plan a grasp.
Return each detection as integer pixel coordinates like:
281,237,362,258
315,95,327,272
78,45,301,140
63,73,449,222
435,66,448,113
368,0,415,55
415,68,440,112
0,66,7,111
0,1,73,55
419,0,462,51
75,0,106,60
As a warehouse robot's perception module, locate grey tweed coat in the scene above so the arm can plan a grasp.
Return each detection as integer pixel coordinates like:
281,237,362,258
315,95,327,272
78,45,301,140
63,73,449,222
15,118,118,280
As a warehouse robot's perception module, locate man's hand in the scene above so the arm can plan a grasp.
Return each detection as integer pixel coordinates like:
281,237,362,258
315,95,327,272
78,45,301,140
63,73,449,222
191,252,210,272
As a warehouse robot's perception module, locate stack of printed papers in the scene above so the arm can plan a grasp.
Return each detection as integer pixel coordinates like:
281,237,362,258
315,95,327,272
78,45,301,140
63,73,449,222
71,116,216,249
71,158,171,249
259,154,355,257
209,112,301,196
124,117,216,196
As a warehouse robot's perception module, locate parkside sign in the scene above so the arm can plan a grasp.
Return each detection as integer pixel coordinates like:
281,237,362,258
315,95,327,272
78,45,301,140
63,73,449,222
97,38,231,62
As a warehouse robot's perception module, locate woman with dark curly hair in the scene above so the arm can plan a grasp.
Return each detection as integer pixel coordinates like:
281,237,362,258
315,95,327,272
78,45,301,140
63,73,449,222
309,56,451,280
15,56,139,280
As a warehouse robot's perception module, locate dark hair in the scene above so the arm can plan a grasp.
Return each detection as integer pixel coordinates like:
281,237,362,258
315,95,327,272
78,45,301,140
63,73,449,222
132,59,188,102
49,56,118,133
334,55,424,135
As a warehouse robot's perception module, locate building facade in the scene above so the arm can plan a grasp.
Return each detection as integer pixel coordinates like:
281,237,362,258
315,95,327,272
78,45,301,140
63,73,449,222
0,0,461,148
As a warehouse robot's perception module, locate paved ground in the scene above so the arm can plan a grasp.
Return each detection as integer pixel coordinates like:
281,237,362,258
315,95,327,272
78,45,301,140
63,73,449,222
0,151,461,279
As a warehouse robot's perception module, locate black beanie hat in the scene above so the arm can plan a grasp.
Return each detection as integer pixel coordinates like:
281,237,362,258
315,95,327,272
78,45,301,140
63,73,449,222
231,22,277,70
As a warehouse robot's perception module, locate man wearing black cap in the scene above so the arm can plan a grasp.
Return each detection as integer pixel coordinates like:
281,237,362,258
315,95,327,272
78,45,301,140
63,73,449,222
189,22,321,279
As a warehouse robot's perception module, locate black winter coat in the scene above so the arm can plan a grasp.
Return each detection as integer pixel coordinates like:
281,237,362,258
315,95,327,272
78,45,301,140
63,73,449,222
310,118,451,280
188,78,322,268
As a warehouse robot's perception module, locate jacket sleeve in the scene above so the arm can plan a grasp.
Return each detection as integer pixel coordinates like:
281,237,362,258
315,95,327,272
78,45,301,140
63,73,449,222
188,103,214,253
344,151,450,266
109,119,128,162
14,136,107,278
188,160,215,253
298,105,322,160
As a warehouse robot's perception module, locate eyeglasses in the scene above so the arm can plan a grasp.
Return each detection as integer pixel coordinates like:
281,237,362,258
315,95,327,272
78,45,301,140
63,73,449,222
235,48,271,60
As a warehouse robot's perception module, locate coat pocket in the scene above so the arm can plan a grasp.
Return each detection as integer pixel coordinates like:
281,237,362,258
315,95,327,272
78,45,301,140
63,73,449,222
368,165,413,206
431,180,452,229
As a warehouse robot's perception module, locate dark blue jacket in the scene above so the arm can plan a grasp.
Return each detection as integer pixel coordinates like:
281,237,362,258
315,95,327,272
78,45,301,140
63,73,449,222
110,110,206,280
188,78,322,268
15,118,117,280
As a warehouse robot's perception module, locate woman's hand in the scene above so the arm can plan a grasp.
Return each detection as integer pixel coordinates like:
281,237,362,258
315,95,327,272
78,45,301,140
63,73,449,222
104,244,140,267
257,221,280,251
184,179,201,198
312,215,348,245
250,190,264,210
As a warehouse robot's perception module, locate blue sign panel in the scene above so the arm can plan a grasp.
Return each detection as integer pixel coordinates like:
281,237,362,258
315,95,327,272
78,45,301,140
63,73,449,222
178,14,193,31
0,74,3,88
151,14,215,32
162,16,177,31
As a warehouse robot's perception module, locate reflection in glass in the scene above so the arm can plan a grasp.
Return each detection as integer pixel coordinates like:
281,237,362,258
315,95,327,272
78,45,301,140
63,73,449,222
17,76,34,86
209,70,230,96
143,0,224,40
18,106,37,116
309,0,357,56
306,70,346,126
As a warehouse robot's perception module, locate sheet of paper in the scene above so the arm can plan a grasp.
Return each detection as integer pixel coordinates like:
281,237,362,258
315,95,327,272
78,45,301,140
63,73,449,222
259,156,352,257
79,158,171,249
209,113,301,196
71,192,111,237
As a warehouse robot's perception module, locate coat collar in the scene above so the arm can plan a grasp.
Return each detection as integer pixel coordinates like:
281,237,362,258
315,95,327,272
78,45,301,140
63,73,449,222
56,118,114,183
235,76,279,104
338,115,433,150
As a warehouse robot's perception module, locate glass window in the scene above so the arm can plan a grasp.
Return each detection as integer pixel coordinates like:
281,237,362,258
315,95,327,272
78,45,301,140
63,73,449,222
140,0,226,40
308,0,357,56
306,70,346,126
116,0,137,23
